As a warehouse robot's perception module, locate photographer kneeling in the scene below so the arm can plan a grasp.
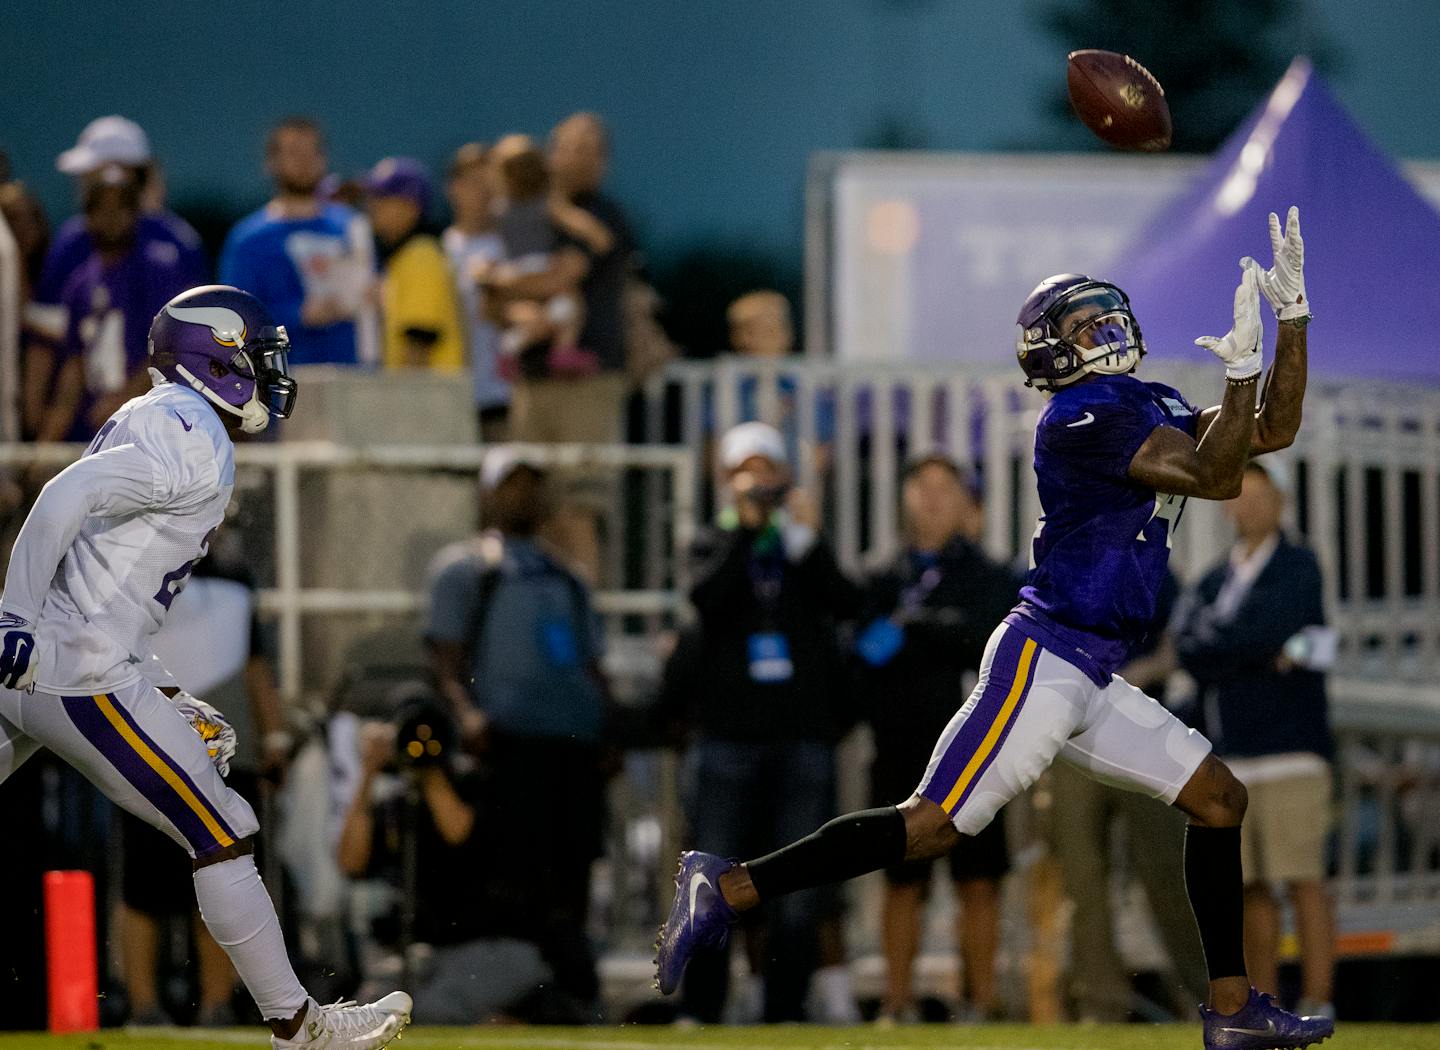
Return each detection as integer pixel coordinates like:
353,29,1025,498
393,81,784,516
337,692,550,1023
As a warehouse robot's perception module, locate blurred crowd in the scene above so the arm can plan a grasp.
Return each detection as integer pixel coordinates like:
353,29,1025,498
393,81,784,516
0,114,1346,1030
0,112,682,455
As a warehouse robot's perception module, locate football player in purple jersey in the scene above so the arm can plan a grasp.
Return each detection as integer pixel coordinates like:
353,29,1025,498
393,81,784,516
656,208,1332,1049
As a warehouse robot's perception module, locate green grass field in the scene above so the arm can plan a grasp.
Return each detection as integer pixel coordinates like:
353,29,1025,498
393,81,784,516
2,1025,1436,1050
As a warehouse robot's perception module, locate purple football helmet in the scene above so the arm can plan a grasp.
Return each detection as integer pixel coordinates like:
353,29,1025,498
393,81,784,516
147,285,297,433
1015,274,1146,391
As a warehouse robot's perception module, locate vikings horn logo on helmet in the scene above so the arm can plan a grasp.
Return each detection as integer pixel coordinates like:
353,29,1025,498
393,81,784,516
165,304,248,348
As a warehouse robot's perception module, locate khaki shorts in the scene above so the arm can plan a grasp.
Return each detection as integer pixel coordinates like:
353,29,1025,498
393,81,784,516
1239,771,1332,884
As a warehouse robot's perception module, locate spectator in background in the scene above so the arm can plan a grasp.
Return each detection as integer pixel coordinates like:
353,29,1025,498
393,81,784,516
1050,568,1209,1021
657,422,861,1022
482,135,594,384
855,455,1018,1023
120,544,292,1027
723,289,834,474
493,114,633,444
1173,459,1336,1020
338,693,551,1023
39,166,190,442
425,448,608,1018
220,117,375,367
442,142,509,441
364,157,465,374
0,180,51,439
26,116,206,428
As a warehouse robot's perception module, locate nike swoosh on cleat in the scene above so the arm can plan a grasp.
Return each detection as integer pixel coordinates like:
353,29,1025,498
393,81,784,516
1066,411,1096,427
174,410,194,431
1219,1021,1278,1035
688,871,713,932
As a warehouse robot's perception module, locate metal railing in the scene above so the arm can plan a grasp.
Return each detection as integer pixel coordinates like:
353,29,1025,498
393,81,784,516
0,440,696,701
642,357,1440,690
6,360,1440,959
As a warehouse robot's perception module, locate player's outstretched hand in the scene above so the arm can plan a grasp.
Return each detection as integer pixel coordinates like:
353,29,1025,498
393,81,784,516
1246,205,1308,321
0,613,37,692
172,690,238,777
1195,262,1263,382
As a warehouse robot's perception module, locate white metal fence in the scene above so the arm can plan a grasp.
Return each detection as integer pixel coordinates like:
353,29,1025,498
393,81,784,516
643,357,1440,690
0,440,696,702
640,356,1440,951
4,359,1440,955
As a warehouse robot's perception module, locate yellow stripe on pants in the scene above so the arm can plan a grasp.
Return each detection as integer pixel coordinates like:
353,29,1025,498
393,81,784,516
92,693,234,849
941,638,1037,814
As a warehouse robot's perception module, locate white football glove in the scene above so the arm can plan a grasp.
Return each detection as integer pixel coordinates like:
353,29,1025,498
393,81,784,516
1195,262,1263,381
1245,205,1308,320
171,691,237,778
0,611,37,692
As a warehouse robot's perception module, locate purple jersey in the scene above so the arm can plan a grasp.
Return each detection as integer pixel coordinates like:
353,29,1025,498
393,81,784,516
1007,373,1198,685
59,240,193,440
34,211,206,316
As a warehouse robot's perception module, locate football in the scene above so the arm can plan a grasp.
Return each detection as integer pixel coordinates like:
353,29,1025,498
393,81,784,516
1067,49,1172,152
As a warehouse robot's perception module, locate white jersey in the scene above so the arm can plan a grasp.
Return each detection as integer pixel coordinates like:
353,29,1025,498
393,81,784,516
2,382,234,693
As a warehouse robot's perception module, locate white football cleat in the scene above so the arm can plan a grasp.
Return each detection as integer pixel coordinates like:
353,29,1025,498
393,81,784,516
271,991,412,1049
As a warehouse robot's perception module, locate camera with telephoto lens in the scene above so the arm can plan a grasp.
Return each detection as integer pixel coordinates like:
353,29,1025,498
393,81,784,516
393,696,456,770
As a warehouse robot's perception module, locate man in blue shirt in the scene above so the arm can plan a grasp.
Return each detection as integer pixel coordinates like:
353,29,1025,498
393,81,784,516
220,118,375,367
657,208,1334,1049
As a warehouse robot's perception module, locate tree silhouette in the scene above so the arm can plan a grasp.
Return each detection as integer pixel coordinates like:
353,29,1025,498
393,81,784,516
1039,0,1337,153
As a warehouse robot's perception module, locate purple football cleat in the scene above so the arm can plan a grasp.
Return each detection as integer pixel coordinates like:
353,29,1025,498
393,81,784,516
1201,988,1335,1049
653,851,738,996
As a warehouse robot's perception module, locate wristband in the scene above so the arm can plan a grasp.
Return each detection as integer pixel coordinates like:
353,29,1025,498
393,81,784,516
1278,313,1312,328
1223,349,1262,382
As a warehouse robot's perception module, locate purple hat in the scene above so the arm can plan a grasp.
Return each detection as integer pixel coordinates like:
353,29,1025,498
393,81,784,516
364,156,431,210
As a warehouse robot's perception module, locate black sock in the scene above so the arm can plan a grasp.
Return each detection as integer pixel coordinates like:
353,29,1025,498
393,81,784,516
1184,824,1247,982
746,807,907,901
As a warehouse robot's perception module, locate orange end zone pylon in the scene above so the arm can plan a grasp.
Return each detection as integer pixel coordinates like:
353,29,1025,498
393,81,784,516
44,870,98,1033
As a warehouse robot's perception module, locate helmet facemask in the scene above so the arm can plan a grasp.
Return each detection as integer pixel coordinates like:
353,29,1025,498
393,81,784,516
169,325,297,433
1016,280,1146,392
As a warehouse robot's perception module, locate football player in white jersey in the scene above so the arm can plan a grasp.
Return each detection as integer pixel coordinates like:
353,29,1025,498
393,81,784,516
0,285,411,1048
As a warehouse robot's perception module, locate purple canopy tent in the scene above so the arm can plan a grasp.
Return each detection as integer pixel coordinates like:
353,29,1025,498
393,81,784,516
1108,58,1440,383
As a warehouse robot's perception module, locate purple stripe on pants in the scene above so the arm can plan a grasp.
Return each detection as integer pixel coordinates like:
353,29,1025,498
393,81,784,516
943,641,1039,815
918,626,1029,808
103,690,237,841
61,694,232,854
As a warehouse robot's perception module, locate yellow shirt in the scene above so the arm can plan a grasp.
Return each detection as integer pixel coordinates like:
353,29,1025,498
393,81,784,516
381,234,466,373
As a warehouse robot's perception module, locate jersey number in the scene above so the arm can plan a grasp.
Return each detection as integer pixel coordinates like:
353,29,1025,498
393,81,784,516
151,527,219,611
1137,493,1187,547
84,419,118,457
152,563,193,611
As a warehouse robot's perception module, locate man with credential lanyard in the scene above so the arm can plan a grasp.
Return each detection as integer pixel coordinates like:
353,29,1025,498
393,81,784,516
855,454,1022,1023
674,422,862,1023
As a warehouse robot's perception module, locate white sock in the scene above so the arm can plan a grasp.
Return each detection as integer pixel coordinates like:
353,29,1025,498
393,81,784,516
194,855,309,1021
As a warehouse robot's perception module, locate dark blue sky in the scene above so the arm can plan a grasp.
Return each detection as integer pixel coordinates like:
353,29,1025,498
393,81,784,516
3,0,1437,270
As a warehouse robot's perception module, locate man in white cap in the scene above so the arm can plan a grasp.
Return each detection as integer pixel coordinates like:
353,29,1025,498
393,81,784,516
662,421,861,1023
25,117,206,420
